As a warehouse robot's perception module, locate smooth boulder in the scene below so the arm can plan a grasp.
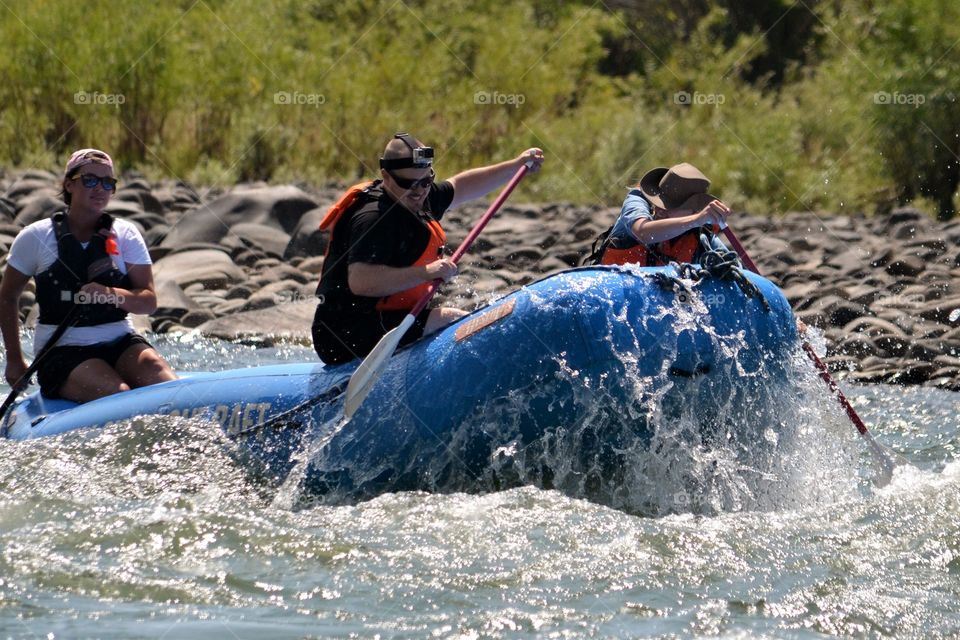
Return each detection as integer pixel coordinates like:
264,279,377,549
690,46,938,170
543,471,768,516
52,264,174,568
152,249,247,289
159,186,317,247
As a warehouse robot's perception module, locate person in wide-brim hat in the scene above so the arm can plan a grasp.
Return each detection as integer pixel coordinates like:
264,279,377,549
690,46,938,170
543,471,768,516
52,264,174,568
586,162,732,267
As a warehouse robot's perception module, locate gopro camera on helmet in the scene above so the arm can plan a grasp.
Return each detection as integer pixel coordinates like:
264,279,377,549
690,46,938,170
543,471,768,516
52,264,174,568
410,145,434,167
380,132,434,170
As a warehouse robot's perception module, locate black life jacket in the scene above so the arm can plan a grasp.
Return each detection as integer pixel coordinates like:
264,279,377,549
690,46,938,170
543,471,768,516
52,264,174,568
35,211,132,327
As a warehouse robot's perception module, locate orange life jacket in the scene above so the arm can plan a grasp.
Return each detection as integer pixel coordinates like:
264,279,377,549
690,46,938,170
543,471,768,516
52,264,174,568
319,181,376,233
318,181,447,313
375,217,446,312
598,228,702,266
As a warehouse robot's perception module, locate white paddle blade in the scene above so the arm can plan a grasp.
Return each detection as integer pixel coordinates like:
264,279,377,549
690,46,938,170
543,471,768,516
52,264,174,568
344,314,416,418
865,433,898,488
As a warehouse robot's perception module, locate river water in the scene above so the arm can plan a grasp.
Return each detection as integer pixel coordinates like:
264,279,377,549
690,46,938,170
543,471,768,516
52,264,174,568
1,335,958,639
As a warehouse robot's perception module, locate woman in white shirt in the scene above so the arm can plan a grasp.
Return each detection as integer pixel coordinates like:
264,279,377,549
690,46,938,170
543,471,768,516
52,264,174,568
0,148,176,402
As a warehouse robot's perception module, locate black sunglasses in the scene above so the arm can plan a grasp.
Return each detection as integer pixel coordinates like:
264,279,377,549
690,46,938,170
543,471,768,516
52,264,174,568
388,168,435,190
72,173,118,191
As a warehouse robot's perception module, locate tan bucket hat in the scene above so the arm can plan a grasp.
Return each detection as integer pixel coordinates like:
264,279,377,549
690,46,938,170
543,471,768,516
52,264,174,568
639,163,718,210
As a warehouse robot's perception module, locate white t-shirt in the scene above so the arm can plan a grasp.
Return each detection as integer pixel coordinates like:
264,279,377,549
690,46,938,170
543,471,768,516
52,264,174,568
7,216,152,351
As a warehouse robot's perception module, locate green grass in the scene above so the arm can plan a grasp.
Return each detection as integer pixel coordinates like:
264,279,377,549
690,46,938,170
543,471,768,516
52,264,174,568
0,0,957,218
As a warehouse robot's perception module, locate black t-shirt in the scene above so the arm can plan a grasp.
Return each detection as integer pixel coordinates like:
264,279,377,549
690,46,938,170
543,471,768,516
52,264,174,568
316,180,455,314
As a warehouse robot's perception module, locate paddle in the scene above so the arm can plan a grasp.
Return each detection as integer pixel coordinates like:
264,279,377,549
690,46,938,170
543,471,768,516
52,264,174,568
719,225,897,486
343,162,533,418
0,305,81,431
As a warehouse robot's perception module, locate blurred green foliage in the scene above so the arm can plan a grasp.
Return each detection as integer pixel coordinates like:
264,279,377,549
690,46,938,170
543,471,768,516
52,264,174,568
0,0,957,218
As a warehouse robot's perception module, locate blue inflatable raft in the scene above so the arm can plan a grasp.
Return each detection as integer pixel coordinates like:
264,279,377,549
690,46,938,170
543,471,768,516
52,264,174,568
2,266,799,508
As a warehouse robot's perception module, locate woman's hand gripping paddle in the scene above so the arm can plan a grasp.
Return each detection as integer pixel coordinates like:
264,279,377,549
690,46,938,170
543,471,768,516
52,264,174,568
343,162,532,418
720,224,898,486
0,306,81,433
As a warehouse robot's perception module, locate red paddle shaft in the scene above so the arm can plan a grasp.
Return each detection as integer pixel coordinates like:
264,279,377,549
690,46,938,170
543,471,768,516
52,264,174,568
409,163,530,317
721,225,873,439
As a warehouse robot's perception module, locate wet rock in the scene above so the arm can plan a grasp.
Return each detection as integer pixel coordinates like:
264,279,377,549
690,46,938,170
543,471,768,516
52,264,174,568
239,279,304,311
886,207,925,226
0,233,16,252
782,282,823,308
153,249,247,289
750,237,793,264
159,185,317,247
224,283,257,300
229,222,292,259
297,256,325,275
825,246,874,275
284,207,326,259
887,360,935,385
127,212,168,230
255,264,312,286
179,308,217,328
103,199,146,220
903,237,948,260
148,246,174,262
0,221,24,236
194,299,316,343
834,335,878,358
907,340,948,363
4,178,56,202
253,258,282,270
115,185,164,215
928,367,960,385
211,299,249,316
14,193,63,227
130,314,153,335
885,255,926,278
890,222,920,240
918,296,960,325
788,236,819,253
0,196,16,221
842,316,908,338
874,334,912,358
154,279,201,320
232,249,261,268
806,295,868,327
869,248,895,268
152,317,183,333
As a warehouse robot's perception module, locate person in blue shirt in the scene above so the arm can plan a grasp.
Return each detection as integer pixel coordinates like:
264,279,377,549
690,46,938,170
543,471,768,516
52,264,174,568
587,163,732,266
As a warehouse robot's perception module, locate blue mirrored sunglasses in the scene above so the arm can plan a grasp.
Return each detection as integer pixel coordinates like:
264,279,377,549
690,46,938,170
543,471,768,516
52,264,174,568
72,173,118,191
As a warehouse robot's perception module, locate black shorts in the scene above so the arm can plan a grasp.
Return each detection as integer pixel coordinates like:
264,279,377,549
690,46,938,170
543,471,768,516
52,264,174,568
312,306,431,366
36,333,153,398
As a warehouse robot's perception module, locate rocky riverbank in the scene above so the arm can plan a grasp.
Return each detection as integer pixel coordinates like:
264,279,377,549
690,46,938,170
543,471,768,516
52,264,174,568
1,169,959,390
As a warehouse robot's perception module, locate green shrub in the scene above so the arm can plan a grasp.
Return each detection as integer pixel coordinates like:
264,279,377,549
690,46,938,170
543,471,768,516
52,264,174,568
0,0,954,218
